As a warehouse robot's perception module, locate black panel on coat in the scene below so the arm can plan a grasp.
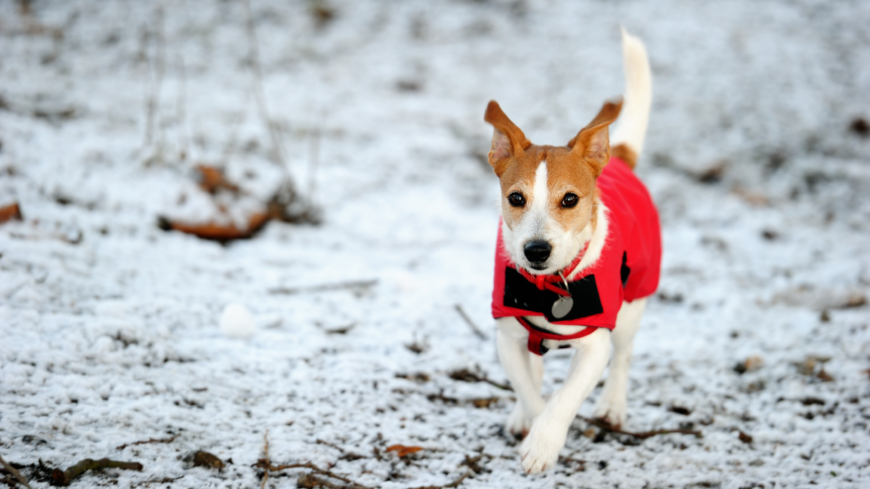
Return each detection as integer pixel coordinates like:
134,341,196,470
620,251,631,287
503,267,604,322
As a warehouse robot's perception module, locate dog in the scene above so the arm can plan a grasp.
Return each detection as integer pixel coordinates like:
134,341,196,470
484,28,660,474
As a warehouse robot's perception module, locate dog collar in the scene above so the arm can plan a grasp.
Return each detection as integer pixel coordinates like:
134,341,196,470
515,242,590,317
515,242,590,293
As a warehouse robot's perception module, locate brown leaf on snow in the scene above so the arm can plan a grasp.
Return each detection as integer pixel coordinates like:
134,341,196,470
190,450,225,470
816,368,834,382
734,355,763,374
157,212,270,242
0,202,23,224
470,397,499,409
668,405,692,416
385,444,423,457
194,165,240,194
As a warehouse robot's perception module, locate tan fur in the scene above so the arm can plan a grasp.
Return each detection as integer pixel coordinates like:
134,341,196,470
486,101,621,249
610,143,637,170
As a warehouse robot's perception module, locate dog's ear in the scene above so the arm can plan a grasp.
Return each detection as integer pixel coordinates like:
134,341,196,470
484,101,531,173
568,99,622,175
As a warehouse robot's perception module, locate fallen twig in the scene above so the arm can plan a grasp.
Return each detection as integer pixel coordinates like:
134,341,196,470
459,454,486,474
316,439,366,461
408,471,471,489
448,368,512,391
50,458,142,486
454,305,487,340
133,475,184,487
143,6,165,153
297,473,358,489
116,434,178,450
268,279,378,295
0,453,33,489
260,430,270,489
252,460,369,489
243,0,286,168
577,415,702,440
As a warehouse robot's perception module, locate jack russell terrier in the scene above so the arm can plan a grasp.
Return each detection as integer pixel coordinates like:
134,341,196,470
485,28,660,474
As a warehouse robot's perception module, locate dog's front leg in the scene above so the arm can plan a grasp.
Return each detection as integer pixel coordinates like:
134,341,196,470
496,318,546,437
520,328,611,474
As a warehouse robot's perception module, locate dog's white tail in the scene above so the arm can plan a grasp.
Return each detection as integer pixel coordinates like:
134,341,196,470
610,27,652,163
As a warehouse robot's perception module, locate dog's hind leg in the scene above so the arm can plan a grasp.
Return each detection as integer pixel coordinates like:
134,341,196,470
592,298,646,428
497,318,546,437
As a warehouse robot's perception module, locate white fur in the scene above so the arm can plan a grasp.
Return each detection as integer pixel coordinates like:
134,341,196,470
592,298,646,427
610,27,652,156
496,298,646,474
501,166,599,276
493,29,653,475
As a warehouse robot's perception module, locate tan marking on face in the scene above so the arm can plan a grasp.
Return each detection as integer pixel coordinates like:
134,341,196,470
499,145,598,235
544,146,599,235
498,147,547,229
485,99,619,273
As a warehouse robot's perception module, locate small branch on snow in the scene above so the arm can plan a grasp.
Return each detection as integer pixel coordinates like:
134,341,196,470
315,439,366,461
142,6,166,155
116,433,178,450
576,415,702,440
453,304,487,340
268,279,378,296
133,475,184,487
448,368,511,391
50,458,142,486
252,460,369,489
243,0,286,169
0,453,33,489
259,430,270,489
407,471,471,489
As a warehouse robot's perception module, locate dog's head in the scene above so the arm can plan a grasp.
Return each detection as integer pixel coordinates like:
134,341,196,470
485,100,621,275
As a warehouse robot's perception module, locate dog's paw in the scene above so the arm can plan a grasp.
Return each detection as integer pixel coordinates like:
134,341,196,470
519,421,566,474
506,403,533,439
592,392,627,428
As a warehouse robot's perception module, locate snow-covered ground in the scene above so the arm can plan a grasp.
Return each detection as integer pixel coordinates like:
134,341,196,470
2,1,869,487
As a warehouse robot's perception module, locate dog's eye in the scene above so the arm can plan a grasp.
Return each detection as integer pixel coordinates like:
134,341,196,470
508,192,526,207
561,193,578,208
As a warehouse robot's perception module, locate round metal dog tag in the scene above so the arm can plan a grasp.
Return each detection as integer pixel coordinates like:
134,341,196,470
551,296,574,319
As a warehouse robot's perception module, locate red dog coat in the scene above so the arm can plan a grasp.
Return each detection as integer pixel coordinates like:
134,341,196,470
491,157,662,354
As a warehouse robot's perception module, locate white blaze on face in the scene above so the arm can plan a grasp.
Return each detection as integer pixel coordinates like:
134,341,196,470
505,159,591,275
530,161,550,225
509,161,551,269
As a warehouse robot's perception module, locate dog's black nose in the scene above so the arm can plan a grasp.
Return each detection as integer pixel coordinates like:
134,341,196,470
524,240,552,263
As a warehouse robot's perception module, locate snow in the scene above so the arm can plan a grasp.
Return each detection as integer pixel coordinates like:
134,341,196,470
1,0,869,488
220,303,257,340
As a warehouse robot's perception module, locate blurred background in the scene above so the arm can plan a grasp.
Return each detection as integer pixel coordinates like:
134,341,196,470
1,1,869,488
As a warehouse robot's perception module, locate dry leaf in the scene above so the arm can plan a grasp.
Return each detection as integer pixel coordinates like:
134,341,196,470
0,202,23,224
385,444,423,457
158,212,270,242
471,397,499,409
195,164,239,194
816,369,834,382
